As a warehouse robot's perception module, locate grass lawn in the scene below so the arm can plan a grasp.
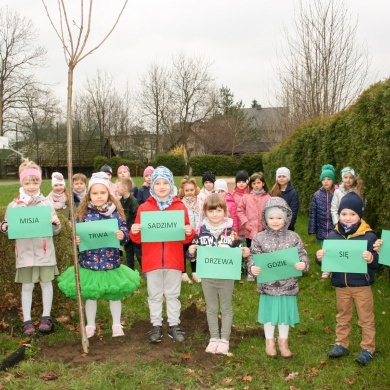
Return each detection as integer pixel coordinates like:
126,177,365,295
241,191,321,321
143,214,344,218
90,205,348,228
0,178,390,389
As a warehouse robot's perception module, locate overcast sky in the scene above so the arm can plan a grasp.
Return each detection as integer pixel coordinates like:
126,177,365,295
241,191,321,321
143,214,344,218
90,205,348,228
5,0,390,108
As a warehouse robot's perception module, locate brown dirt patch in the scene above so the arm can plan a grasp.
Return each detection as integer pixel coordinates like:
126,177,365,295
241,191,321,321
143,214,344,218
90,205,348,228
37,303,263,374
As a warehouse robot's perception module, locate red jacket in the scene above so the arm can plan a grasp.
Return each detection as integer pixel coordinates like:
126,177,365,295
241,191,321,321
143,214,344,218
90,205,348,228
130,196,195,273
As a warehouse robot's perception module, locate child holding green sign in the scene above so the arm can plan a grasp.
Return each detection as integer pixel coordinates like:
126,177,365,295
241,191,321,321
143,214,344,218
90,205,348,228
316,192,379,366
247,197,309,358
1,159,61,335
130,166,195,343
187,194,250,355
58,172,140,338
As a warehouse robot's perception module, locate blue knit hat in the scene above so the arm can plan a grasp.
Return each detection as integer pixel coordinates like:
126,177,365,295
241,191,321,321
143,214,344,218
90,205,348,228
150,166,175,210
320,164,336,182
338,192,363,218
341,167,356,179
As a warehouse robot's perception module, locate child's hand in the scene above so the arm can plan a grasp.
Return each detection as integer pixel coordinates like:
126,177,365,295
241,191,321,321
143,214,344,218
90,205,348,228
241,247,250,258
184,225,193,236
1,221,8,232
51,217,60,226
316,249,326,261
373,239,383,253
362,251,374,264
294,261,306,271
250,265,261,276
131,223,141,234
75,236,81,245
188,244,198,256
115,230,124,241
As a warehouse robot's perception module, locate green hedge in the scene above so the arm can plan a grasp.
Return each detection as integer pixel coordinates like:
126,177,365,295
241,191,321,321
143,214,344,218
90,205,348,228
262,79,390,233
237,153,264,176
93,156,145,177
189,154,237,176
154,154,186,176
0,209,74,315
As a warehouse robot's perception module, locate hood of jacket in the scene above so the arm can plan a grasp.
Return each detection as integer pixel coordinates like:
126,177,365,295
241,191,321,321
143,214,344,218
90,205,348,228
262,196,292,232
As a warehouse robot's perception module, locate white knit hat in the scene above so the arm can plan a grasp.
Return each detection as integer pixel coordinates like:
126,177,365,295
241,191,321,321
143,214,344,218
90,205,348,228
52,172,65,187
276,167,291,181
88,172,110,191
213,179,228,193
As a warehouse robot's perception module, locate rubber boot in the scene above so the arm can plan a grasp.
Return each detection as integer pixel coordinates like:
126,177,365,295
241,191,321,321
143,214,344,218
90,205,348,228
278,338,293,358
265,338,277,357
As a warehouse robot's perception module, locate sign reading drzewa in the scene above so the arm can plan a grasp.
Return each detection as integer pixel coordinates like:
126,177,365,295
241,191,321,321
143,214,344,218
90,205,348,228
195,246,243,280
321,239,367,273
7,206,52,239
76,219,120,251
378,230,390,266
253,247,302,283
141,210,185,242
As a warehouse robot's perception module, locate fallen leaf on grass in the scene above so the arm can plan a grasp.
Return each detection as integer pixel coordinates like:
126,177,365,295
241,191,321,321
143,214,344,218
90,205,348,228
39,372,60,381
344,378,357,385
18,338,30,344
221,377,233,384
66,325,76,331
242,375,253,382
284,372,299,382
56,315,70,324
81,353,87,358
310,367,319,376
186,368,195,375
323,326,331,334
181,353,192,360
290,386,301,390
320,361,328,365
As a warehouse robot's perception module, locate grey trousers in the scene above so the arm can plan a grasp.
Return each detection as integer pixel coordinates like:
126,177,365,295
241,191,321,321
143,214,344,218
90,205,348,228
147,269,182,327
201,278,234,340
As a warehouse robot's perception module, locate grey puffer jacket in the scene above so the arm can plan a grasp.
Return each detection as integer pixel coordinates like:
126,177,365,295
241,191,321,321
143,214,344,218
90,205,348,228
4,193,61,269
247,197,309,296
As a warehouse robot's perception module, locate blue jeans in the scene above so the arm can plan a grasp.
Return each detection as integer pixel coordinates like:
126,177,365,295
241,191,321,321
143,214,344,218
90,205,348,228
125,241,142,270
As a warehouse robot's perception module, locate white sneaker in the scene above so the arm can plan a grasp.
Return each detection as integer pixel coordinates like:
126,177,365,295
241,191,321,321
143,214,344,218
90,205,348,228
322,272,330,279
182,273,193,284
216,339,229,355
112,324,124,337
192,273,201,283
205,338,220,354
85,325,96,338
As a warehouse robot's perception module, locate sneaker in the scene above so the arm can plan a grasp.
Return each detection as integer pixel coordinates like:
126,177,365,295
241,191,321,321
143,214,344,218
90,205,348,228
322,272,330,278
23,320,35,336
355,349,374,366
85,325,96,338
182,273,193,284
216,339,229,355
112,324,124,337
148,325,163,343
205,338,220,354
39,316,54,334
328,343,350,358
168,325,185,342
192,273,201,283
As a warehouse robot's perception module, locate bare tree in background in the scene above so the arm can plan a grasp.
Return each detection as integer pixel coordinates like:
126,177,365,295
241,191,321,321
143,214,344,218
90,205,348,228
170,52,216,167
0,6,47,135
41,0,128,354
138,62,172,155
276,0,370,133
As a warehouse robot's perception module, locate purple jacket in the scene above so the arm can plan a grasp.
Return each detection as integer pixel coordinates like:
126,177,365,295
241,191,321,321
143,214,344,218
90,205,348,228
308,187,334,241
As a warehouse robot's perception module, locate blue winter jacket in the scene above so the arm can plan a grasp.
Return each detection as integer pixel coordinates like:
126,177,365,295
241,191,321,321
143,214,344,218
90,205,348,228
315,220,379,287
281,182,299,231
308,187,333,240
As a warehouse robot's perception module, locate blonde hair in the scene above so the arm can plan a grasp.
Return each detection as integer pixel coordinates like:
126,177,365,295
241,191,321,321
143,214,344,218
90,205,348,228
19,159,42,183
178,176,200,198
116,178,133,192
203,193,227,214
77,187,125,221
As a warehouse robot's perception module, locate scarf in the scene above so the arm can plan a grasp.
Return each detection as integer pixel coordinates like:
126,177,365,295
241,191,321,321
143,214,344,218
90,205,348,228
204,217,232,239
253,189,265,195
18,187,41,205
87,201,116,216
182,196,199,213
73,189,86,203
49,191,67,210
337,221,361,236
234,187,247,195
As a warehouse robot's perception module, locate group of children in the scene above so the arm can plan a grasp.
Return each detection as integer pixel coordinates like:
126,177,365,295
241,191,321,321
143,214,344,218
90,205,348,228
0,160,381,366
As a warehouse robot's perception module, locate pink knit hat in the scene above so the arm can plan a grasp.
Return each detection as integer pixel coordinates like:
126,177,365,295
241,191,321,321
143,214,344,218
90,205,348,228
117,165,130,175
143,166,154,176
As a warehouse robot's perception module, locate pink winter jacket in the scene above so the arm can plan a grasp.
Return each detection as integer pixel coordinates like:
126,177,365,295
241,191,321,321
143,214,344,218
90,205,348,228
225,193,239,232
233,190,246,236
237,191,271,239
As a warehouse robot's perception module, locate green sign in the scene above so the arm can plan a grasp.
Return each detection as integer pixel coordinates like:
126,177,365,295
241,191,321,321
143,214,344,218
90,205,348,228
322,239,367,273
253,247,302,283
379,230,390,266
195,246,242,280
76,219,120,251
7,206,52,239
141,210,185,242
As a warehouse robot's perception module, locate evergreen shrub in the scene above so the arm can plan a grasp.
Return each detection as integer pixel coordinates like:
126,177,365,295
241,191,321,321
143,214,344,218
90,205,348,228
189,154,237,176
154,154,185,176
